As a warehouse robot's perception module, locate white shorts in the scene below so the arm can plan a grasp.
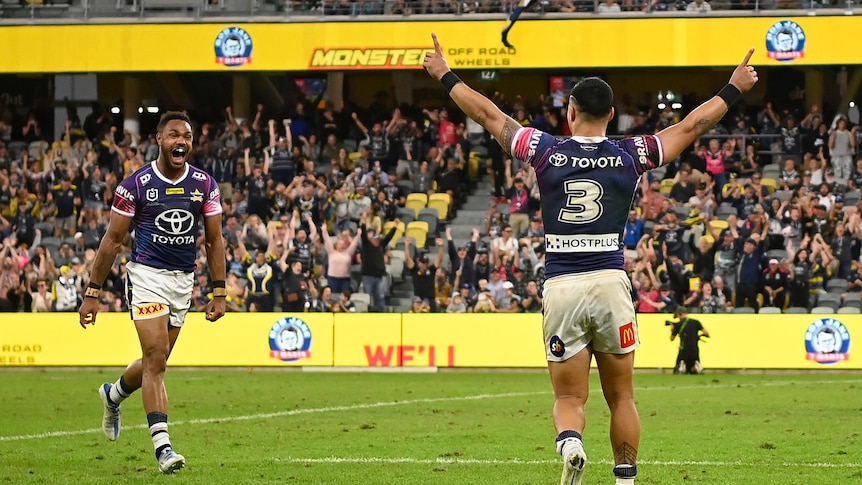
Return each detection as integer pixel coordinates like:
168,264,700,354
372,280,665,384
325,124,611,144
542,269,639,362
125,262,194,327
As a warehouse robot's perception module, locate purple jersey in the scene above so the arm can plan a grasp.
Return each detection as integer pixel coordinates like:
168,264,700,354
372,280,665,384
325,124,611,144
510,127,663,279
112,161,222,272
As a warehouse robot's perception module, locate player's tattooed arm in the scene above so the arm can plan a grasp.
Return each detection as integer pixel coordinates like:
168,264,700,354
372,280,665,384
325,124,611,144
614,442,638,465
499,118,522,157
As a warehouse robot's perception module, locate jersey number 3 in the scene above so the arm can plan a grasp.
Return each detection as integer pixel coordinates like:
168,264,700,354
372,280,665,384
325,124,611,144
560,180,603,224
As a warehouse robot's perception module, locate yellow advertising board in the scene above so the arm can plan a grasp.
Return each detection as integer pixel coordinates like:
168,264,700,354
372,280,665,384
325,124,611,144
332,312,402,366
0,16,858,73
0,312,334,367
0,312,858,369
400,313,545,367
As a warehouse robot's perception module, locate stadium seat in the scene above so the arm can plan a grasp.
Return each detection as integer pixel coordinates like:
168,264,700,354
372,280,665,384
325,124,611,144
760,177,778,194
343,139,358,153
7,141,27,160
350,292,371,306
383,220,406,245
651,165,667,179
352,300,369,313
427,193,451,221
715,206,737,219
396,180,415,196
40,236,61,248
387,257,404,283
843,191,861,206
394,237,417,260
843,299,862,311
810,306,836,314
659,179,675,195
837,307,860,314
785,307,808,314
418,207,440,235
816,293,841,312
826,279,848,293
766,249,788,261
348,151,362,162
774,190,793,201
468,156,481,179
405,221,429,249
732,307,755,314
843,292,861,303
762,165,781,179
758,306,782,314
395,208,416,224
405,193,428,218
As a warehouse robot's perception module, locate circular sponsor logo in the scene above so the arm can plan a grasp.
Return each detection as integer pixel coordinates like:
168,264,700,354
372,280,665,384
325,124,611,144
765,20,805,62
215,27,253,67
549,335,566,358
269,317,313,363
804,318,851,365
548,152,569,167
154,209,194,235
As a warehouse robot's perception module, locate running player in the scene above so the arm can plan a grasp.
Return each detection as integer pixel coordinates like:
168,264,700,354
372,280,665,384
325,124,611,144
423,33,758,485
78,111,227,474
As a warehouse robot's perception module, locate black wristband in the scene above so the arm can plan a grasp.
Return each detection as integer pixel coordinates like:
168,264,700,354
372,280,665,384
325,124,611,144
440,71,463,94
717,84,741,107
213,280,226,289
84,282,101,299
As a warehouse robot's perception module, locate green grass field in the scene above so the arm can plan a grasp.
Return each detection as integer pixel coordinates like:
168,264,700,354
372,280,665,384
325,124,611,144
1,370,861,484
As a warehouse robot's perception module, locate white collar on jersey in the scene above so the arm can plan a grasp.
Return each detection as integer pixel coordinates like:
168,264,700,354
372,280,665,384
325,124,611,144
150,160,189,185
570,135,607,143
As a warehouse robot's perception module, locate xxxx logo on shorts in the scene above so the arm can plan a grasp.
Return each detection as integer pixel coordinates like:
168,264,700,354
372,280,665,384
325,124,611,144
135,302,168,319
619,322,636,348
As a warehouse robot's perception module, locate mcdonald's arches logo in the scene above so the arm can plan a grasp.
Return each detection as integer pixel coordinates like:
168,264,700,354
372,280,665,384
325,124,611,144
619,322,636,348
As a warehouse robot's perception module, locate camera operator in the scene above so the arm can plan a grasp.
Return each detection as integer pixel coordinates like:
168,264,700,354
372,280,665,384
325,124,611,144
668,307,710,375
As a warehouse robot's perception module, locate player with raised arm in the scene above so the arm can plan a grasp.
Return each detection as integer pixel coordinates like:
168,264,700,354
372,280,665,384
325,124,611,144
424,33,758,485
78,112,227,474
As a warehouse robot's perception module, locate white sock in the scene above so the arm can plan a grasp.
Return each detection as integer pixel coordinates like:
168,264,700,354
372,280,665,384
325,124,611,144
557,437,584,458
108,377,132,405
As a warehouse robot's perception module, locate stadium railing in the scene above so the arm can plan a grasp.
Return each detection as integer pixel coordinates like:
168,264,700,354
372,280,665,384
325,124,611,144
1,0,861,23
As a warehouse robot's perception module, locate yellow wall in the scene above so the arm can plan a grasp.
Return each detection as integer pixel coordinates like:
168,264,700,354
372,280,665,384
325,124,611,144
1,313,858,369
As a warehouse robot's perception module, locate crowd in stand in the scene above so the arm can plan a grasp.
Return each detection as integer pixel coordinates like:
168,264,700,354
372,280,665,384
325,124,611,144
0,85,860,315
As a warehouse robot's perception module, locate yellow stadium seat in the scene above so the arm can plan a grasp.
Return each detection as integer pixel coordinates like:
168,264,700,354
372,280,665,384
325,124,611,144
469,157,480,179
405,193,428,218
383,220,406,245
405,221,429,249
689,276,701,292
349,152,362,161
428,193,451,220
660,179,675,195
760,177,778,194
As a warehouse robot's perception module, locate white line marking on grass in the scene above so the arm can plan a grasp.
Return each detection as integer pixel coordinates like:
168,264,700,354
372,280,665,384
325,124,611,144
275,456,862,468
2,378,861,443
0,391,542,442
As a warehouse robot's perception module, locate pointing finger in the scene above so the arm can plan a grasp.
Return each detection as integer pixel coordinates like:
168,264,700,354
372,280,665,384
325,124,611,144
740,47,755,67
431,32,443,54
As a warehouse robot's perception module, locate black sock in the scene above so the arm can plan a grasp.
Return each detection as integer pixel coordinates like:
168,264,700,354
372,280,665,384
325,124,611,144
614,464,638,478
556,430,583,443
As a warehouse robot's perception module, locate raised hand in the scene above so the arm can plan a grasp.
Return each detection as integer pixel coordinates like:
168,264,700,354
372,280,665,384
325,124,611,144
729,48,759,94
422,32,450,81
